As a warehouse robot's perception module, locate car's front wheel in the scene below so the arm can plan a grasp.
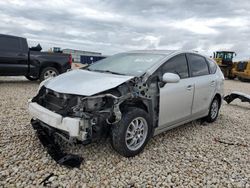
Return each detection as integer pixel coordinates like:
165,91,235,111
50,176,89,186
205,97,220,123
111,107,152,157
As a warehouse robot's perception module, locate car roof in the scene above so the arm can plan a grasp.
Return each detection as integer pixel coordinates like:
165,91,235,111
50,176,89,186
127,49,201,57
127,50,177,55
126,50,209,77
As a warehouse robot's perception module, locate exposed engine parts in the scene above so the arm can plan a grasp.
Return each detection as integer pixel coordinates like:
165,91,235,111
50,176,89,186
31,76,158,146
29,69,162,166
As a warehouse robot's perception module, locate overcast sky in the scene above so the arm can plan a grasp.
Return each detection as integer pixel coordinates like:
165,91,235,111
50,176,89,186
0,0,249,59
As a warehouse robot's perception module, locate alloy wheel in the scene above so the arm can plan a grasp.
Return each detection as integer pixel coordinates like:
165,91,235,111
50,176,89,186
125,117,148,151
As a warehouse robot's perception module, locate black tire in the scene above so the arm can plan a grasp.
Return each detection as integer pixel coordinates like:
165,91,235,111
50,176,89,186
228,75,236,80
40,67,59,81
25,75,39,81
238,76,250,82
205,97,220,123
111,107,152,157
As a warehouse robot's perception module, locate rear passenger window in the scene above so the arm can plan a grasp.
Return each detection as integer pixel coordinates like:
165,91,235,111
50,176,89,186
161,54,189,79
187,54,209,77
0,36,20,51
207,58,217,74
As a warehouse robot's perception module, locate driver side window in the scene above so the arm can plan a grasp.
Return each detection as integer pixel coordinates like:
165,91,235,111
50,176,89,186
161,54,189,79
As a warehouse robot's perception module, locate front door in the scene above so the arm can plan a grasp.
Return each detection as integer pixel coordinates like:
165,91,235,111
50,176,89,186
158,54,194,127
159,78,194,127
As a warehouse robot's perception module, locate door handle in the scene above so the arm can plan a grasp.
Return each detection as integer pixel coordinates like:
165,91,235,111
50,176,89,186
186,85,193,90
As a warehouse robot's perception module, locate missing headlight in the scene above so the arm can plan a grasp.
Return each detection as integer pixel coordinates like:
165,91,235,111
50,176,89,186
85,98,104,111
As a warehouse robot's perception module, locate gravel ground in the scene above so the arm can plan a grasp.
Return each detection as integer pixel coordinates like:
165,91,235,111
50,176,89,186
0,77,250,187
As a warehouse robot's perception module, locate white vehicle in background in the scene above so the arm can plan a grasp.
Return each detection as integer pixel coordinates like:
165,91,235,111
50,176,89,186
29,50,224,157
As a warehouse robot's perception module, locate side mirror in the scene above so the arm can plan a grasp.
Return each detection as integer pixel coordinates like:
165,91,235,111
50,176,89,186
162,73,180,83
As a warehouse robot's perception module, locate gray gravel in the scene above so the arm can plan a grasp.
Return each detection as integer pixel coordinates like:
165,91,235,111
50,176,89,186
0,77,250,187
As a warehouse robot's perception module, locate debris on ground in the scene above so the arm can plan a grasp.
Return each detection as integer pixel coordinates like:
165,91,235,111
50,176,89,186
33,120,83,168
39,173,57,186
214,138,248,147
224,91,250,104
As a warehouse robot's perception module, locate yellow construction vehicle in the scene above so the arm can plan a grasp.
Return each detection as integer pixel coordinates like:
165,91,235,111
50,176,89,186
232,60,250,81
213,51,237,79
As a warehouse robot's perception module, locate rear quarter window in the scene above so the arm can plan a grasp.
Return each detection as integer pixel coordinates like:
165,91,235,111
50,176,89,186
207,58,217,74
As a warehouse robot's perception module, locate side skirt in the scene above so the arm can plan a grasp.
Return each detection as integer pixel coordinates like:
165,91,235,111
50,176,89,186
154,111,208,136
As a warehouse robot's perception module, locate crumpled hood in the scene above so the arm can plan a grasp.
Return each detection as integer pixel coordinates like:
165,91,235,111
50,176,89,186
44,69,134,96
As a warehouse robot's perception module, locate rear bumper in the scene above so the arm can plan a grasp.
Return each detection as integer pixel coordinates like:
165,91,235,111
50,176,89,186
61,63,72,73
28,102,87,140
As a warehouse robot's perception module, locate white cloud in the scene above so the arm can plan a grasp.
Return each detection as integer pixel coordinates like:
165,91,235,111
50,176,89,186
168,18,219,34
73,7,123,22
0,0,250,59
0,13,46,31
132,35,161,48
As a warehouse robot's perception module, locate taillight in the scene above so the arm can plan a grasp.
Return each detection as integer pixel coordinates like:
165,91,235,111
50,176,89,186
68,54,72,65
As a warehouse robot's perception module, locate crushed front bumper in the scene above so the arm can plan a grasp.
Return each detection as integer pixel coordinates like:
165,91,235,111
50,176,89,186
28,102,87,141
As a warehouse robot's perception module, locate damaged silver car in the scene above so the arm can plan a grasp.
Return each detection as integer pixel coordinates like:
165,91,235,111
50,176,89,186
29,50,224,157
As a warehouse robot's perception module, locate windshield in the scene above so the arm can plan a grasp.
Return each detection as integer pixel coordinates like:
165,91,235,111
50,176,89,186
216,52,224,58
86,53,165,76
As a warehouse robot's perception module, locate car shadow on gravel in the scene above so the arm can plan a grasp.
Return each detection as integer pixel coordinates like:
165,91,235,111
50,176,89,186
0,80,39,84
0,80,39,89
0,76,39,83
55,120,205,163
32,117,223,170
224,103,250,110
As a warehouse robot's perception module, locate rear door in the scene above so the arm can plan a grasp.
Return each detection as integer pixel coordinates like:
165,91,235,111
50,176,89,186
158,54,194,127
186,53,216,115
0,35,28,76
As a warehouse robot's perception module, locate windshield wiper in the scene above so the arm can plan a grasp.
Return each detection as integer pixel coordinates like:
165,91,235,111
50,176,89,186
90,69,126,75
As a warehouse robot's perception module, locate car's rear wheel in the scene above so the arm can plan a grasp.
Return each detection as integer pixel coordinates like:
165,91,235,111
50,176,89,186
238,76,250,82
111,107,152,157
205,97,220,123
40,67,59,81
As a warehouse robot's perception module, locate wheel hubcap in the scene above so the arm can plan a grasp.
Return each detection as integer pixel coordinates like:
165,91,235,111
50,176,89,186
44,70,57,79
211,100,219,119
125,117,148,151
